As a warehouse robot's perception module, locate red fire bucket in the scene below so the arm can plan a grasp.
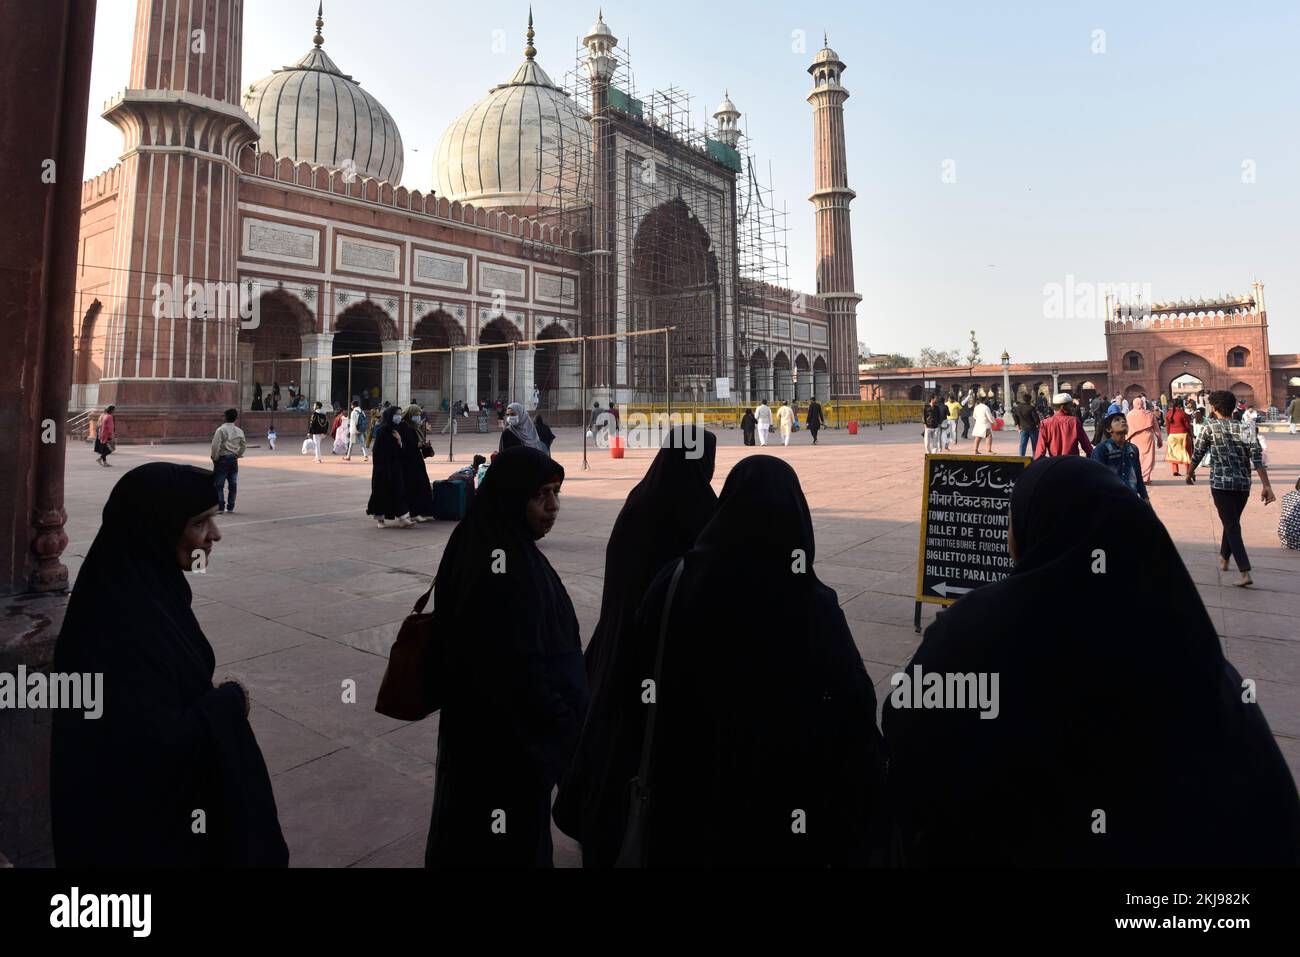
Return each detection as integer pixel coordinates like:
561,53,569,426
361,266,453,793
610,434,625,459
847,420,859,435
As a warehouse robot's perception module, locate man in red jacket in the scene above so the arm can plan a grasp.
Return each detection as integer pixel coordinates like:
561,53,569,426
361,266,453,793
1034,393,1094,459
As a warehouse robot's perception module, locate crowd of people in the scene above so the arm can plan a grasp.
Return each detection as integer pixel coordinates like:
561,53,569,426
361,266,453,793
55,429,1300,867
922,386,1298,566
737,398,826,447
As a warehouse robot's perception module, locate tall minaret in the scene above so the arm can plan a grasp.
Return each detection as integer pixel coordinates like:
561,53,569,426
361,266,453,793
807,36,862,398
98,0,259,409
583,9,618,399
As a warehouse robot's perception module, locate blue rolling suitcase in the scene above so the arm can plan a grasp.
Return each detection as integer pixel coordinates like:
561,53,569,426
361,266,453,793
431,479,468,521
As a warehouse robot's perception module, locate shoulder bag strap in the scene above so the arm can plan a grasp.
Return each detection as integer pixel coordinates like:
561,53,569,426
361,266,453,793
634,557,686,791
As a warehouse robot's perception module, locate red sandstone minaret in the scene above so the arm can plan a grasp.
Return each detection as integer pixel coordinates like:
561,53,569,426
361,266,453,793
98,0,259,409
807,35,862,398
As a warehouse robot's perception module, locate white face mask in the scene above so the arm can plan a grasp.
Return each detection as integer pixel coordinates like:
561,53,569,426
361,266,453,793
413,415,423,423
506,415,519,427
393,414,403,425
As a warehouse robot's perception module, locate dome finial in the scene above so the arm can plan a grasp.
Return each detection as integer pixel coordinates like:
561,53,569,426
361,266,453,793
525,7,536,60
313,3,324,48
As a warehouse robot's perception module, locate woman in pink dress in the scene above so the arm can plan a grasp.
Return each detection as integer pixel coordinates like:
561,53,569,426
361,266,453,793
94,405,116,467
1126,396,1162,484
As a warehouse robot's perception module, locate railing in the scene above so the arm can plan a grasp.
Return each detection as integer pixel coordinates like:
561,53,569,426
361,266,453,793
66,409,93,442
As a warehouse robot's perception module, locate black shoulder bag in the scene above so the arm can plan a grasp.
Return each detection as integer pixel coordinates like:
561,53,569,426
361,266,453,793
614,557,686,868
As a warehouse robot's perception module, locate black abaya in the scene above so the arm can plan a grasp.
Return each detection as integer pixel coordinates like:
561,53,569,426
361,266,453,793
366,408,408,520
740,410,756,446
398,422,435,517
51,463,288,867
552,427,718,865
425,447,589,867
583,456,886,866
883,455,1300,866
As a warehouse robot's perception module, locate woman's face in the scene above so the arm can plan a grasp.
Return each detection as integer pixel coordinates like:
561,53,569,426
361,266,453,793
526,481,562,539
176,506,222,571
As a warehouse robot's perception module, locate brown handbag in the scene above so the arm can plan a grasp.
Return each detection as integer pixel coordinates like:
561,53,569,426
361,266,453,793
375,581,445,721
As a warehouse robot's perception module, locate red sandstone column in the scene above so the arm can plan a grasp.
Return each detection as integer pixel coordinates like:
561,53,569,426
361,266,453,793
97,0,259,411
807,39,862,399
0,1,96,594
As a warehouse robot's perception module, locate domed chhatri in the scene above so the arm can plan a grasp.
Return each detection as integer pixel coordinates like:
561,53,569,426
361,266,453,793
432,10,590,212
242,4,404,184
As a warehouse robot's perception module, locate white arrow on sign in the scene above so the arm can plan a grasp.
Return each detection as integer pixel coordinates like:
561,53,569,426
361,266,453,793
931,582,972,599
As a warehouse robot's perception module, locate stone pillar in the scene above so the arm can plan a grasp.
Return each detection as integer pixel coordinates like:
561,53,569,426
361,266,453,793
300,333,334,406
452,349,477,407
516,347,536,408
0,0,97,865
558,351,581,410
382,339,413,408
238,341,256,411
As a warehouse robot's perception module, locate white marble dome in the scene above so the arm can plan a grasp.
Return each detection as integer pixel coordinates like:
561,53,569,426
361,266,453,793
432,25,589,211
242,20,404,185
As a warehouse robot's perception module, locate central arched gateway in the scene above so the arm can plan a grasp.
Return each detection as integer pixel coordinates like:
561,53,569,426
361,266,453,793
1158,350,1212,403
630,197,720,401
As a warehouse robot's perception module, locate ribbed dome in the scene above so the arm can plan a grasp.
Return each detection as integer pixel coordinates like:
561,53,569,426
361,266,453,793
432,22,589,211
242,17,404,185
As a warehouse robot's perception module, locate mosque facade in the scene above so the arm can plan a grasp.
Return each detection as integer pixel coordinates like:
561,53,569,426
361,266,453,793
71,1,863,433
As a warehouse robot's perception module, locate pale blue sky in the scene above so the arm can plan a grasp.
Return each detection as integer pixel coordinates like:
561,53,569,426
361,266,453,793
83,0,1299,362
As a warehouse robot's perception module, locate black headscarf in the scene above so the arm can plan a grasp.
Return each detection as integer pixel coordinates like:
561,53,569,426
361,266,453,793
425,446,589,867
884,455,1300,866
51,463,288,866
366,406,409,519
599,456,886,866
552,427,718,864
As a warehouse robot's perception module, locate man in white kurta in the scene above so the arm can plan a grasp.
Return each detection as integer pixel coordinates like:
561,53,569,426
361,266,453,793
755,401,773,446
777,402,795,446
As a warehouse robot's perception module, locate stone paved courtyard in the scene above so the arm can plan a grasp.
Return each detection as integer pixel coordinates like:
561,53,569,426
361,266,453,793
59,421,1300,867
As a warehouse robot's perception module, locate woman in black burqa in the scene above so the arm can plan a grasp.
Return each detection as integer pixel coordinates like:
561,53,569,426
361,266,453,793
397,411,436,521
367,406,411,527
740,407,757,446
50,463,287,867
583,455,886,866
425,446,589,867
883,455,1300,866
551,426,718,865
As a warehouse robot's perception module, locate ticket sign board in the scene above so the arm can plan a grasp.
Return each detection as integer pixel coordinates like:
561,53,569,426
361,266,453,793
913,454,1031,628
